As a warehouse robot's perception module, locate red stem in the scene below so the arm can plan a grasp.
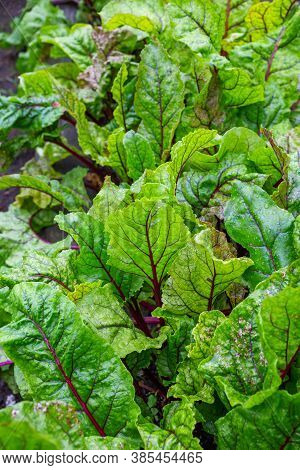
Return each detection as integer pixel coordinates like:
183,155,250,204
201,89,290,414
265,27,286,81
33,319,106,437
224,0,231,39
144,317,163,325
280,346,299,380
46,138,103,177
0,360,13,367
128,299,152,338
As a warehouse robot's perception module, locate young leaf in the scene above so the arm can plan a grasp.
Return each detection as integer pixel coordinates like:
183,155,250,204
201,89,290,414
106,199,190,306
0,174,88,211
74,283,168,357
0,283,140,438
138,400,202,450
162,229,252,316
123,131,156,180
135,44,185,160
112,63,129,131
88,177,130,222
169,310,225,402
101,0,165,33
171,128,218,186
56,212,141,300
168,0,225,56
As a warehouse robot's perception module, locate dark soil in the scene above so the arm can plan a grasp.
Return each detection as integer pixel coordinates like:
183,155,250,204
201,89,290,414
0,378,21,409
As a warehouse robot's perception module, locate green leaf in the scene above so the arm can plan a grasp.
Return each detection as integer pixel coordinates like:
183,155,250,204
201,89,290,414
249,128,290,187
20,64,80,97
124,131,156,180
138,400,202,450
88,177,131,222
218,65,264,108
106,128,128,180
217,391,300,449
106,199,190,300
0,401,87,450
3,0,68,47
169,310,225,402
0,174,88,211
171,128,218,185
245,0,296,42
199,264,300,408
86,435,138,450
112,63,129,131
169,0,225,55
45,25,96,70
135,43,185,160
20,248,77,292
272,153,300,215
259,286,300,374
176,127,269,217
168,357,214,403
73,283,168,357
132,163,176,201
0,95,63,132
156,317,194,381
0,206,49,267
162,228,252,316
101,0,165,33
56,212,141,299
58,89,107,164
225,181,296,288
189,310,226,362
0,282,140,437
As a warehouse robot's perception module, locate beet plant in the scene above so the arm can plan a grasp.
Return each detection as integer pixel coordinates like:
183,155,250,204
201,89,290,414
0,0,299,450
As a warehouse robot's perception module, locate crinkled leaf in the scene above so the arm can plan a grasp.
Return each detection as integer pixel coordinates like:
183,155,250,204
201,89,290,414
101,0,165,33
259,286,300,374
217,391,300,449
74,283,168,357
199,265,300,408
162,228,252,316
0,283,140,437
56,212,141,299
0,401,88,450
138,400,202,450
124,130,156,180
156,317,194,382
106,199,190,292
169,0,225,55
135,44,185,160
169,310,225,402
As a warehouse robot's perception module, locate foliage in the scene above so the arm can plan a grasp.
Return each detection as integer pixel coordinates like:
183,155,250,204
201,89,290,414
0,0,299,451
